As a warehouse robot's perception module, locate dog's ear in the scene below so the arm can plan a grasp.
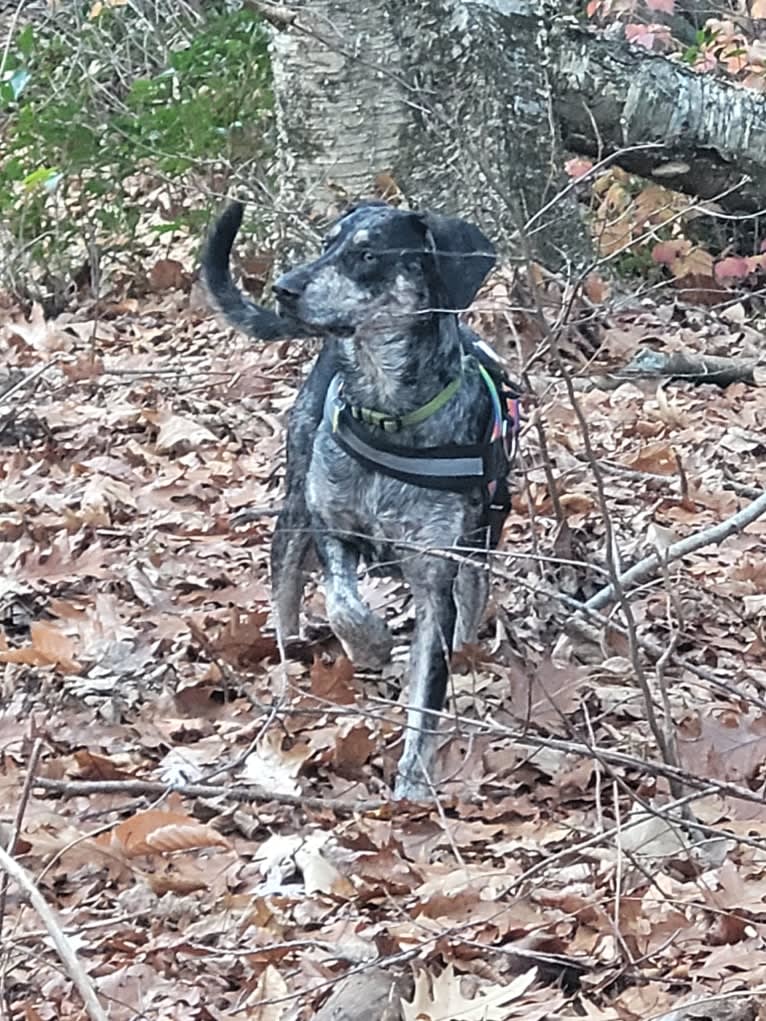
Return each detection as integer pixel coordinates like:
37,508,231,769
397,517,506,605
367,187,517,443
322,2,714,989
419,212,496,310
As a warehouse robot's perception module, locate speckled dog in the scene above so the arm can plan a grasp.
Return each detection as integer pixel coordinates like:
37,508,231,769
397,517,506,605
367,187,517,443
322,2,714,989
202,201,515,799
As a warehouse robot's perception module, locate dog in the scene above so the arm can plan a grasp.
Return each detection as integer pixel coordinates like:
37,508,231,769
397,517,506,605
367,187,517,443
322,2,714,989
202,201,518,799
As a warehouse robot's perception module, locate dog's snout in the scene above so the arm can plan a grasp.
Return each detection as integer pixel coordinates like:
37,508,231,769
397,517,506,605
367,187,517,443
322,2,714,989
273,271,305,305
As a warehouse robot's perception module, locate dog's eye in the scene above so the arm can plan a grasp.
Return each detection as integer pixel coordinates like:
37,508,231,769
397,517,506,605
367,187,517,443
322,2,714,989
361,250,377,264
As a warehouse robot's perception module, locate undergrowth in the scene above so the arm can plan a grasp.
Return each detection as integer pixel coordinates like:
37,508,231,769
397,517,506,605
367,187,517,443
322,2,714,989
0,1,273,308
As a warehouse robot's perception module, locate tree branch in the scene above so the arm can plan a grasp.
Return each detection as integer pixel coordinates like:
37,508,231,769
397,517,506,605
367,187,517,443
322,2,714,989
586,490,766,611
34,777,383,816
0,845,108,1021
553,25,766,217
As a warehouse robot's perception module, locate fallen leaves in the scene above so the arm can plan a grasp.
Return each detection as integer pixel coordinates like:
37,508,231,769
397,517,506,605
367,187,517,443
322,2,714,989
97,806,230,857
402,965,538,1021
144,408,219,453
0,620,80,673
2,249,766,1021
242,730,313,796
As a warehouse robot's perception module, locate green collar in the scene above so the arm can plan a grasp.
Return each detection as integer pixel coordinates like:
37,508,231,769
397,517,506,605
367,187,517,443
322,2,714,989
346,370,464,433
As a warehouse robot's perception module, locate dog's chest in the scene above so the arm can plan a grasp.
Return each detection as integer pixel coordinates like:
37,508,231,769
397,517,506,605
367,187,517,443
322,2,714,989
306,428,478,553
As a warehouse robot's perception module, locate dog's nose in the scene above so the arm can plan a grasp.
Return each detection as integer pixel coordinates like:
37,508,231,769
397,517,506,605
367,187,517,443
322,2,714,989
273,273,303,304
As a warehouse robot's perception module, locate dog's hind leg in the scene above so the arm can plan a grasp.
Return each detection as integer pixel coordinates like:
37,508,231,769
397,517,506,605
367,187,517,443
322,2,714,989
314,533,393,670
271,502,312,642
394,557,458,800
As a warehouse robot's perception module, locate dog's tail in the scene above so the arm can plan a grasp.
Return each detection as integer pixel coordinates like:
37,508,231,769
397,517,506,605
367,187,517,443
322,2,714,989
201,201,300,341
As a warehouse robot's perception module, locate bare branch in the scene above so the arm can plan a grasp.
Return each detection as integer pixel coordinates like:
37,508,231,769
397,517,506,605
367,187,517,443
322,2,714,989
586,490,766,612
0,845,109,1021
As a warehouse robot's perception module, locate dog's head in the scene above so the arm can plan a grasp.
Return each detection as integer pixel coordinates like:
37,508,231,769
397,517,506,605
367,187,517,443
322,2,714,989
273,204,496,335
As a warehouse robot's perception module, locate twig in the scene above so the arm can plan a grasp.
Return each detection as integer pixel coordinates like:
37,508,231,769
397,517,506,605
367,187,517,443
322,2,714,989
34,777,383,816
33,725,766,818
519,228,685,797
0,356,60,406
0,845,109,1021
0,738,43,941
586,490,766,611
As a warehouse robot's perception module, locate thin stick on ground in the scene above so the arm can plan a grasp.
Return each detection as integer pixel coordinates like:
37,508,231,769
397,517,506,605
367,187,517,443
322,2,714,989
0,845,109,1021
0,737,43,941
34,725,766,813
586,490,766,612
35,777,384,815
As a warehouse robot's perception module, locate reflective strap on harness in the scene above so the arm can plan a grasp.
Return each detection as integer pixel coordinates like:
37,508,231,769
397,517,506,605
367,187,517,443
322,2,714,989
323,351,519,497
325,375,491,491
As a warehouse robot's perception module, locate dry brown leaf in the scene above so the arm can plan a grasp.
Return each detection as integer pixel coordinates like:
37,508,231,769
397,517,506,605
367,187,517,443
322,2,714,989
239,964,288,1020
334,719,375,770
148,258,188,291
8,303,71,352
508,657,588,728
255,832,354,898
402,964,537,1021
241,729,311,796
679,710,766,784
295,839,354,899
0,621,80,673
97,808,230,857
152,412,217,453
73,750,136,781
625,442,677,475
311,655,357,705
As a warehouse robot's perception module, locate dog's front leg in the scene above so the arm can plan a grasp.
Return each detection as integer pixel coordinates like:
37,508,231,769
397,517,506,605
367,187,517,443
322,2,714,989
395,557,458,800
271,342,339,642
313,531,393,670
453,558,489,650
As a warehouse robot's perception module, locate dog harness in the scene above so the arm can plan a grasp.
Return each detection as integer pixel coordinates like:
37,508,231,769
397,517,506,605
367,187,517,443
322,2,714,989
323,340,521,541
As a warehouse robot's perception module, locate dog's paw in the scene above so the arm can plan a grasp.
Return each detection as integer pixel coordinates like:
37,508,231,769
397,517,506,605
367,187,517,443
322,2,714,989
392,773,429,802
330,604,393,670
338,624,393,670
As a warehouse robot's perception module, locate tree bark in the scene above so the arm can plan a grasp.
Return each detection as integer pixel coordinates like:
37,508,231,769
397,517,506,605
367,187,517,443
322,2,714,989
553,24,766,217
268,1,407,216
388,0,592,269
263,0,766,267
267,0,591,270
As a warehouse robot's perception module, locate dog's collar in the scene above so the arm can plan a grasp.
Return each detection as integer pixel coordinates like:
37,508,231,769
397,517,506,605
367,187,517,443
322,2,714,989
323,349,520,499
344,372,463,433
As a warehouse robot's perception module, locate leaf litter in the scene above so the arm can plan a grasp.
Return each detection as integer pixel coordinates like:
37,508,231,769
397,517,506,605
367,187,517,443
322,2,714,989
1,255,766,1020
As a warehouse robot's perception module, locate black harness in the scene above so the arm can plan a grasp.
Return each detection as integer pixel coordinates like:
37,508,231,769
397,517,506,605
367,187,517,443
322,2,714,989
323,337,521,545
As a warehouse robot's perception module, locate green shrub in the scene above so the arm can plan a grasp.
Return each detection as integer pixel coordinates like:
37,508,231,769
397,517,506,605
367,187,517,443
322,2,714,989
0,3,273,305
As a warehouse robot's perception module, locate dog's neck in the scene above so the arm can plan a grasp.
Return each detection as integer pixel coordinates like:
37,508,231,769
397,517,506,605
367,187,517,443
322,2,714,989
336,312,462,417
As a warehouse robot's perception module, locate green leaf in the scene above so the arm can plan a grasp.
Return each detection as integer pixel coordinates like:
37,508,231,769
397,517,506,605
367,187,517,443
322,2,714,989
22,166,62,192
9,68,30,100
17,24,35,58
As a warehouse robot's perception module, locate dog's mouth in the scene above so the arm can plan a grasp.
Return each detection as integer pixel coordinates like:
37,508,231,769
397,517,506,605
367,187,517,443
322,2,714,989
276,300,355,336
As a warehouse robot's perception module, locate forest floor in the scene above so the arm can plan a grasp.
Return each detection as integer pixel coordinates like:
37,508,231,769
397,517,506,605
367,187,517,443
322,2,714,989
1,255,766,1021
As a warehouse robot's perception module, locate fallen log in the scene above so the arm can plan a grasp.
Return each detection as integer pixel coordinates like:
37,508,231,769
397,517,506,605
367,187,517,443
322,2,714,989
616,348,763,387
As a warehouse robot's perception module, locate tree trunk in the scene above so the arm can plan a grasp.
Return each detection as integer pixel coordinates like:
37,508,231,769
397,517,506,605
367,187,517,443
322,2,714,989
263,0,766,266
269,1,407,216
267,0,591,270
387,0,591,269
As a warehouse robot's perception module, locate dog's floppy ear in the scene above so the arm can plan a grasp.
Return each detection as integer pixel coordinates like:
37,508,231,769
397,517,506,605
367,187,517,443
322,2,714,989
420,212,496,310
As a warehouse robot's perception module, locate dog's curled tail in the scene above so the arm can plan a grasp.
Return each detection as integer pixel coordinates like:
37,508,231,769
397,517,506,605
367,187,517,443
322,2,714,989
201,201,298,341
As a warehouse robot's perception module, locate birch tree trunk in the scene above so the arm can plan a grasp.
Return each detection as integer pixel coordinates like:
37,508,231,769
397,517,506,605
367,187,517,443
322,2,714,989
268,0,591,269
265,0,766,266
269,1,407,217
